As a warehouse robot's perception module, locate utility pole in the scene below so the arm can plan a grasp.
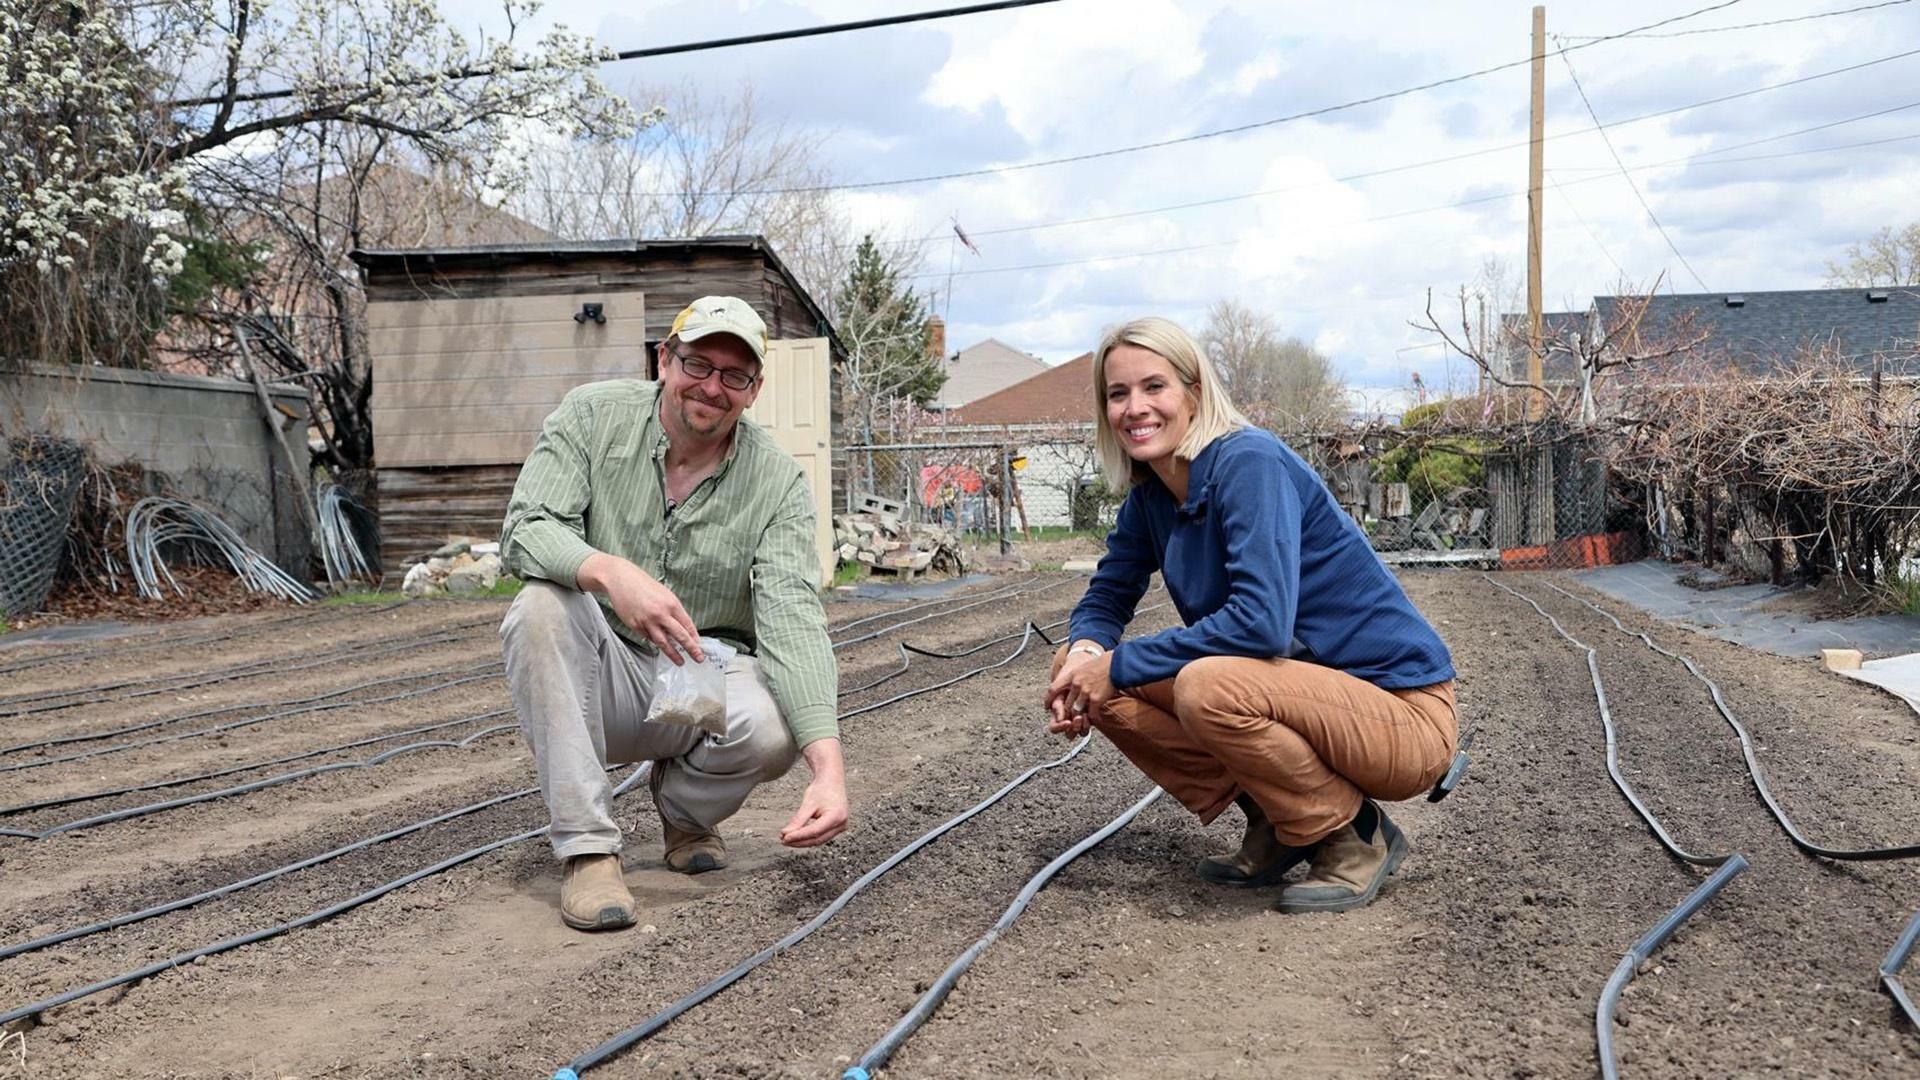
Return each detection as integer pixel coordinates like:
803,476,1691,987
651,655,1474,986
1527,4,1547,421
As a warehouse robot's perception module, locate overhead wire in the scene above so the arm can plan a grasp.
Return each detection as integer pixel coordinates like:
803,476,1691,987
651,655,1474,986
819,45,1920,252
906,110,1920,283
623,0,1750,197
1565,0,1911,40
163,0,1061,109
1558,38,1710,290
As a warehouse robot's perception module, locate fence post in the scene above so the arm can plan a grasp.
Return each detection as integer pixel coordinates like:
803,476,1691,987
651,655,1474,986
998,444,1011,556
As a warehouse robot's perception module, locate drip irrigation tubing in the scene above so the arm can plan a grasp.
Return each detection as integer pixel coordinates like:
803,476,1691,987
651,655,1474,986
0,615,499,717
0,668,503,776
1485,577,1738,868
0,659,501,758
0,766,650,1030
0,709,514,816
829,577,1078,650
839,597,1172,697
1542,581,1920,861
0,787,537,963
1595,856,1749,1080
1881,907,1920,1031
826,577,1055,636
551,736,1100,1079
838,622,1059,723
0,600,407,677
842,785,1167,1080
0,597,1083,1015
0,724,519,840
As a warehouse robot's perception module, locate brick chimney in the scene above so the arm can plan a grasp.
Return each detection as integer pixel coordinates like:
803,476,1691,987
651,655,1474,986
926,315,946,363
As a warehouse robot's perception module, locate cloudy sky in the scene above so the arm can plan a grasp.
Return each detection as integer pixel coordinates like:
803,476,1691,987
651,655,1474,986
448,0,1918,405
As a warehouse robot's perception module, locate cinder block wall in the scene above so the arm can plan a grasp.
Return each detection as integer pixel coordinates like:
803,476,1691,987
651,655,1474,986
0,365,313,581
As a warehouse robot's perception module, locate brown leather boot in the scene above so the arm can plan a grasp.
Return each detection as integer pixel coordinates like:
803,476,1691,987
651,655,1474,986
651,761,727,873
662,821,727,874
1273,800,1408,914
1196,793,1314,888
559,853,636,931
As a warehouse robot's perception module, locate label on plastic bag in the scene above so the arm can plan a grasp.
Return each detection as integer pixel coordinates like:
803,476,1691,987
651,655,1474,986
646,636,736,736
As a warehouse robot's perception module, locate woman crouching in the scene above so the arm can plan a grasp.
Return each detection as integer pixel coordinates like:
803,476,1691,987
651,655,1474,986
1045,316,1458,913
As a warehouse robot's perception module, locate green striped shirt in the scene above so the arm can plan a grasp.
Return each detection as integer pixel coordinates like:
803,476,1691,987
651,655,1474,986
500,379,838,748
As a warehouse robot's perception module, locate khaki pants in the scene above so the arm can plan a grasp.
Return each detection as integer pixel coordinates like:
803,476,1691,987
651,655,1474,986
501,581,798,861
1057,647,1457,847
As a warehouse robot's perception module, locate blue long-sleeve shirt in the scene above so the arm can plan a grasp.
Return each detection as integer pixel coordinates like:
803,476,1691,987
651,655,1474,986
1069,427,1455,690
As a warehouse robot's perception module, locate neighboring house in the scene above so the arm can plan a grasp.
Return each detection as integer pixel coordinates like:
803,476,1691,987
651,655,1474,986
1591,286,1920,378
349,235,845,579
928,337,1050,412
1499,286,1920,415
1495,311,1586,388
942,353,1098,529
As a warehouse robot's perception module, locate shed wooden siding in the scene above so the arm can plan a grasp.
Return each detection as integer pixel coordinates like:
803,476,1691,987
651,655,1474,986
369,289,646,468
377,464,519,574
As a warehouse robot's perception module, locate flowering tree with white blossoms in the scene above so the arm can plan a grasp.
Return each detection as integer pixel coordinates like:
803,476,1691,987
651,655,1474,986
2,0,640,477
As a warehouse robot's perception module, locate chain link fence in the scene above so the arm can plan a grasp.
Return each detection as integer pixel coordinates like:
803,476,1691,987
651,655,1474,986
842,424,1635,573
0,435,89,619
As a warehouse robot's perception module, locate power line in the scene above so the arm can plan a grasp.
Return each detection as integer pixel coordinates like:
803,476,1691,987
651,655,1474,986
1554,37,1711,291
165,0,1059,109
1550,172,1630,279
603,0,1749,197
1565,0,1911,40
905,126,1916,282
516,45,1920,249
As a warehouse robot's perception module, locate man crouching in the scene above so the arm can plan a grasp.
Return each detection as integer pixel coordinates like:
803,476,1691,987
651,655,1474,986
498,296,846,931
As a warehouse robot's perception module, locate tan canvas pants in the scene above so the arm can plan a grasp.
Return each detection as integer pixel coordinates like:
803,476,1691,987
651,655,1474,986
1057,647,1457,847
501,581,798,861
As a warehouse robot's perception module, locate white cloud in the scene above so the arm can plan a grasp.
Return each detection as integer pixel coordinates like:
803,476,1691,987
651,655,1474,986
436,0,1920,393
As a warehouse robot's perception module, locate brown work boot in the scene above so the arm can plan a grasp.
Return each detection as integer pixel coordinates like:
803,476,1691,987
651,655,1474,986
559,853,636,931
650,760,727,873
1197,793,1315,888
1272,800,1408,914
662,821,727,873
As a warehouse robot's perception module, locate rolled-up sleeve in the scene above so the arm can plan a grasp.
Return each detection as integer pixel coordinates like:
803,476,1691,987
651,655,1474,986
751,470,838,748
500,394,601,589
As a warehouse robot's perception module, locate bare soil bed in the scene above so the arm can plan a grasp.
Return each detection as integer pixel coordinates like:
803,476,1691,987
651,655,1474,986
1,570,1916,1078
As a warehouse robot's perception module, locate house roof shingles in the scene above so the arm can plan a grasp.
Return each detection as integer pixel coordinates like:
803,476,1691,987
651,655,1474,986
932,338,1050,410
1594,286,1920,376
948,352,1095,426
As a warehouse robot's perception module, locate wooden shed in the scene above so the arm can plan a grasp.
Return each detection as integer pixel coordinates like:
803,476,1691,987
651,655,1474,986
350,236,845,579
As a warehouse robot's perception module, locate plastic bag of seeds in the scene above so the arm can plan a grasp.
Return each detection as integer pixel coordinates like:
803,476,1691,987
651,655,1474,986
646,636,736,736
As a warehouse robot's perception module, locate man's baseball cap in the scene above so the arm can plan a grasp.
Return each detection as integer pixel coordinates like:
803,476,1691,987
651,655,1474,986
670,296,769,363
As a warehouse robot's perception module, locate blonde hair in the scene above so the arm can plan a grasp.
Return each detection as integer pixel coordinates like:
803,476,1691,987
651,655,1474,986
1092,316,1249,489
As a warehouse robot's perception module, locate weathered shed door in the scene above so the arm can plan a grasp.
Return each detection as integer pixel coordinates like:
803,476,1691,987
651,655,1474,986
747,337,834,584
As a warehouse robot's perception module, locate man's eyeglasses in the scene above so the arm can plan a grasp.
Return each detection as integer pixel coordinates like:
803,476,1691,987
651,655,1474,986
669,345,759,392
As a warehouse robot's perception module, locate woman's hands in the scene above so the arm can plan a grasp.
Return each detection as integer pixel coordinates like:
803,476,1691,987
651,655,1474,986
1045,646,1116,737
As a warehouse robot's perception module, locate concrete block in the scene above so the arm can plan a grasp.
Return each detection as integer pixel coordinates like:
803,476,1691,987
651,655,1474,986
1822,648,1863,672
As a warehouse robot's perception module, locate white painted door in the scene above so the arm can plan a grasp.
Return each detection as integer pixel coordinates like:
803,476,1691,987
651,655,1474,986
747,337,834,585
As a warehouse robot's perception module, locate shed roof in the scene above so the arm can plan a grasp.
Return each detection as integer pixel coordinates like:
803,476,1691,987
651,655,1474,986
349,234,842,354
